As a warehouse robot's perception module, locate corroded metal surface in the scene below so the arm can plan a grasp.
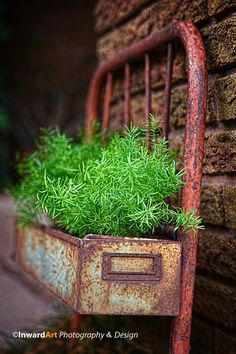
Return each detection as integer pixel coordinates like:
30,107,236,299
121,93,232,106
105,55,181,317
17,228,181,316
16,20,207,354
163,42,174,139
144,52,151,148
102,72,113,134
170,23,207,354
124,63,131,126
79,236,181,316
16,226,81,310
85,20,207,354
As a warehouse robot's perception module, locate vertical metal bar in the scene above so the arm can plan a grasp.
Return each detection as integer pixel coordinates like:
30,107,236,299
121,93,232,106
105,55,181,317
69,312,82,348
163,42,174,140
124,63,131,127
85,22,207,354
102,72,113,138
145,53,152,147
170,24,207,354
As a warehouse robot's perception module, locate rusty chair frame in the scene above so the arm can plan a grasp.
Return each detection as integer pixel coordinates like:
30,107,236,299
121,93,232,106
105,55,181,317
85,21,207,354
16,21,207,354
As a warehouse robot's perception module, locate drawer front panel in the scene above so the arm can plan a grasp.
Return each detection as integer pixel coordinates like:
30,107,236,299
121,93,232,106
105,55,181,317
80,237,182,316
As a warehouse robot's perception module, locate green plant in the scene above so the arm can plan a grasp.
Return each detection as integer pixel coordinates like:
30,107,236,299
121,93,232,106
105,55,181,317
12,125,102,224
12,122,203,237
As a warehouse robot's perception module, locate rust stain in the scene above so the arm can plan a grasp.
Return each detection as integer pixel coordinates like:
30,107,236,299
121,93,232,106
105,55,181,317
85,20,207,354
79,236,182,316
16,20,207,354
16,226,81,310
124,62,131,126
102,252,162,281
17,228,181,316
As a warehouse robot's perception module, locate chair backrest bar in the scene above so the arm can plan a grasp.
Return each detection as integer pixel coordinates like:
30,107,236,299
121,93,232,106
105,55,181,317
86,20,207,215
102,72,112,133
85,21,207,354
124,63,131,127
163,42,174,138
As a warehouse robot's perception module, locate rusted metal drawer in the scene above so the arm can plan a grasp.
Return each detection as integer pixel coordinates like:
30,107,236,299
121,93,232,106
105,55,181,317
16,226,182,316
16,226,81,310
14,19,207,353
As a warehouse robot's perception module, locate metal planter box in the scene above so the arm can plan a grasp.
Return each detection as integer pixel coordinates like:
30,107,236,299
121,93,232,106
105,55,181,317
16,226,182,316
14,20,207,353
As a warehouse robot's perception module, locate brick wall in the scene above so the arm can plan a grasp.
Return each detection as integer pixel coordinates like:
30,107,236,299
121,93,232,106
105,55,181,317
94,1,236,353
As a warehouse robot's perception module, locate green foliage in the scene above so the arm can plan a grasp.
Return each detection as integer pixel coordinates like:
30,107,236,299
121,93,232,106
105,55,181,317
11,126,102,225
12,123,203,237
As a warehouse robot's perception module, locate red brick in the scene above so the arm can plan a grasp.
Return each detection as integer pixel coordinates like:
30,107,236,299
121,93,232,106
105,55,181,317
94,0,151,34
194,275,236,329
200,184,225,226
97,0,208,61
224,186,236,229
208,0,236,16
201,17,236,71
191,317,214,354
203,131,236,175
215,73,236,122
214,328,236,354
166,72,235,125
107,70,236,134
110,50,186,103
197,229,236,280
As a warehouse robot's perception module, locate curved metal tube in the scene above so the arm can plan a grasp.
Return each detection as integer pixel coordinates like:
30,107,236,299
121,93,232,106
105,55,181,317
85,21,207,354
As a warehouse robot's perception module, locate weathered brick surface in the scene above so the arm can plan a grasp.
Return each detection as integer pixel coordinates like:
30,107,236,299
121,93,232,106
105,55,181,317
171,132,236,175
224,186,236,229
214,328,236,354
205,72,236,123
111,50,186,103
94,0,152,34
107,70,236,131
95,0,236,35
169,72,236,124
200,184,225,225
97,0,208,61
194,275,236,329
197,229,236,279
110,96,236,175
201,17,236,71
200,184,236,230
109,91,161,131
208,0,236,16
95,1,236,350
199,183,236,229
97,2,179,61
169,72,236,125
204,131,236,175
215,73,236,122
167,130,236,177
109,87,187,131
170,72,236,125
97,11,236,73
191,317,214,354
102,95,236,229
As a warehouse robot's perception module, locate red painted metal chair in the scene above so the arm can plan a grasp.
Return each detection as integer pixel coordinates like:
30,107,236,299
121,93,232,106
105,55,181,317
16,21,207,354
85,20,207,354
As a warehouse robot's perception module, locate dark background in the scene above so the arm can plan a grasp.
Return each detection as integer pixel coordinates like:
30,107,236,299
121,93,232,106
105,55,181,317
0,1,236,353
0,0,97,187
